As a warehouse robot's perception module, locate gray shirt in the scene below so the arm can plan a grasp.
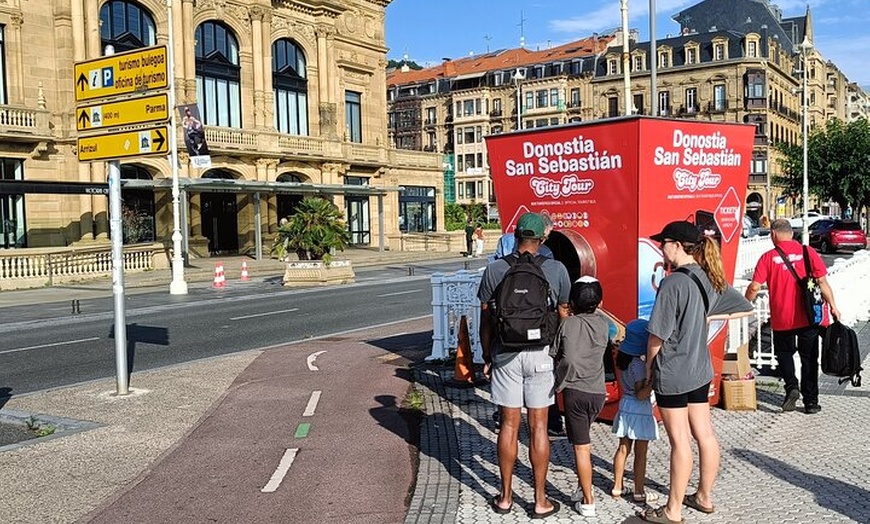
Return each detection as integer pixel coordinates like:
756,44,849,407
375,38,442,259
477,254,571,363
647,263,754,395
549,311,611,394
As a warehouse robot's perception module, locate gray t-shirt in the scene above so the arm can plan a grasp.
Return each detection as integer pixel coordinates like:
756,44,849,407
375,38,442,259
549,311,610,394
477,253,571,364
647,263,754,395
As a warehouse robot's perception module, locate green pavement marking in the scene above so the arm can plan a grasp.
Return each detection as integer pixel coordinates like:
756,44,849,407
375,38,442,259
294,422,310,439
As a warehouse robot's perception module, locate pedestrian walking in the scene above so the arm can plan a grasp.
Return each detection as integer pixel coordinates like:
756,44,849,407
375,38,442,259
744,218,841,414
611,319,660,505
549,276,610,517
474,225,485,257
478,212,571,519
640,221,754,524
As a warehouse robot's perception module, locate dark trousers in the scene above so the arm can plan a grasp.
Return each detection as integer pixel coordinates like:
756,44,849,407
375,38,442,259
773,326,822,405
548,403,563,431
466,237,473,255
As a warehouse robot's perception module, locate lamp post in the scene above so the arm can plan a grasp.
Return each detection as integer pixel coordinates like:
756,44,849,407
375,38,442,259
513,68,525,130
167,0,188,294
800,36,813,245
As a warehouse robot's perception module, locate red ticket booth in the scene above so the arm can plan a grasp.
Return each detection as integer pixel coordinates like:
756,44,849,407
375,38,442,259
485,116,755,417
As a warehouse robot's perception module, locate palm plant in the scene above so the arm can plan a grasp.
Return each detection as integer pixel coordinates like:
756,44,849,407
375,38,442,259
272,197,351,264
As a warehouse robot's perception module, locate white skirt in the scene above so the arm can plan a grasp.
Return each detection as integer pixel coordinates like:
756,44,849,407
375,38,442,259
612,395,659,441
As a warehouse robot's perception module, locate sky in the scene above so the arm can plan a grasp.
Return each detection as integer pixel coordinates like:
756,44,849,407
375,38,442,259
385,0,870,89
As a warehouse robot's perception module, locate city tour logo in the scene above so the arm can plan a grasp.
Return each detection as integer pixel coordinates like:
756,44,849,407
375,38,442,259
530,175,594,199
673,167,722,192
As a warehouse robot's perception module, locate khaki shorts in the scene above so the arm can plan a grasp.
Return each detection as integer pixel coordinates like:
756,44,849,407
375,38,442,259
491,349,555,409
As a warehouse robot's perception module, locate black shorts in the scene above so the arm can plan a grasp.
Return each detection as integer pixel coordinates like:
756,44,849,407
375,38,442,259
656,382,710,409
562,389,606,445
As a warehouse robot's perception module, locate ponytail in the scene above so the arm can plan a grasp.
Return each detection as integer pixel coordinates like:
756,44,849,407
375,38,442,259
691,236,726,293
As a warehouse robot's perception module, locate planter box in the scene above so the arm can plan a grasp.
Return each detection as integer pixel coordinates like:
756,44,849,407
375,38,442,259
282,259,355,287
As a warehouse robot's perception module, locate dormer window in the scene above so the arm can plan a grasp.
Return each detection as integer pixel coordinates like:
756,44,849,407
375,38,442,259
633,54,644,72
713,40,727,61
659,50,670,68
747,41,757,58
608,58,618,75
687,48,697,65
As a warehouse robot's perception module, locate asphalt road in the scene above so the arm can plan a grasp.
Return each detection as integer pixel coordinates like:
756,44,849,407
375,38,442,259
0,259,486,398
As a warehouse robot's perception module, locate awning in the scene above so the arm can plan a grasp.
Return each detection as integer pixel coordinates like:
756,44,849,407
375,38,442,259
452,71,486,81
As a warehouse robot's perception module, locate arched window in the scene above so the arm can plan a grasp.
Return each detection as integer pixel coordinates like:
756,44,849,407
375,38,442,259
195,22,241,127
100,1,156,53
272,39,309,135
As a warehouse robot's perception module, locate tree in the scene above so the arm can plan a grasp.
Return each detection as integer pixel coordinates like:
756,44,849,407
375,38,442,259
774,118,870,214
387,58,423,70
272,197,350,263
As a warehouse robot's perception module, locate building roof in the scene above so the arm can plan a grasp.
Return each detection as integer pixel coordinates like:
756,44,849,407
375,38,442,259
387,34,612,87
671,0,801,50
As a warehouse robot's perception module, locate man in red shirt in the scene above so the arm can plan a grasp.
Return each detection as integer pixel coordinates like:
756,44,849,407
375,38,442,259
745,219,841,414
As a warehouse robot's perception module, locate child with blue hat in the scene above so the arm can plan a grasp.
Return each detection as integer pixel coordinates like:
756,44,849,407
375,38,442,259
611,319,661,504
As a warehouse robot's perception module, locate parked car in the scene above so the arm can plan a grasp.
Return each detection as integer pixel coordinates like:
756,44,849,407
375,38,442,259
741,215,770,238
787,211,831,230
807,219,867,253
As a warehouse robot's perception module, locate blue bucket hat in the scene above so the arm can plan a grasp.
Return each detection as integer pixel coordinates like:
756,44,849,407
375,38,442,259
619,319,649,357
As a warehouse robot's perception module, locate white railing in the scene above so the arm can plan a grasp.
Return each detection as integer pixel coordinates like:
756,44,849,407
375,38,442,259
276,134,325,155
0,105,51,136
0,244,162,290
430,239,870,370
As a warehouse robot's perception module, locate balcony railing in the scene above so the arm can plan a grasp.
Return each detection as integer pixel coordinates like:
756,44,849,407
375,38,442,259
277,135,326,156
706,100,729,113
205,127,259,149
0,104,51,141
390,149,442,169
489,109,502,117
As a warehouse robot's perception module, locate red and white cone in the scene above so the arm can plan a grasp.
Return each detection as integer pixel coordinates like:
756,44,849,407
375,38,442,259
212,262,226,289
240,261,250,282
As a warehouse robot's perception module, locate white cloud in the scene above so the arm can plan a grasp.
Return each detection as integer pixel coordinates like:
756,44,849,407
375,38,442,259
813,34,870,85
549,0,695,34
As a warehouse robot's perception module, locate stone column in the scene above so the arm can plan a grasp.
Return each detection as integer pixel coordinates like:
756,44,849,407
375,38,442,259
261,12,274,129
85,0,107,240
171,0,185,103
315,24,337,139
85,0,100,58
250,7,266,128
182,0,196,101
70,0,94,241
266,160,278,232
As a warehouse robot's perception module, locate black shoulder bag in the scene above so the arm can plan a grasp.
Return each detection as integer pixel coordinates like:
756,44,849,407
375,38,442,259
674,266,709,314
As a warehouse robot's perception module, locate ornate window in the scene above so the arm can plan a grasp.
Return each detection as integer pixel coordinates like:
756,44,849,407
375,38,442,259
100,0,156,53
272,39,308,135
195,22,241,127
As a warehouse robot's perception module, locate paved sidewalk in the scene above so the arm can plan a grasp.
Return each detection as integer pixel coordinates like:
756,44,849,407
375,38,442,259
408,323,870,524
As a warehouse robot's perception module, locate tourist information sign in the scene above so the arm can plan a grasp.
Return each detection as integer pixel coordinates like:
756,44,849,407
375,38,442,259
77,126,168,162
74,46,168,102
76,93,169,132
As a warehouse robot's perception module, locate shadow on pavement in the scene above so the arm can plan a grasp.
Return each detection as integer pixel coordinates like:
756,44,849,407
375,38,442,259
733,448,870,522
0,387,11,409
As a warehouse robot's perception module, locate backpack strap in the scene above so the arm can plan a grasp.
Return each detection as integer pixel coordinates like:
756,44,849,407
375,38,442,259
674,266,709,314
774,245,802,283
801,245,815,278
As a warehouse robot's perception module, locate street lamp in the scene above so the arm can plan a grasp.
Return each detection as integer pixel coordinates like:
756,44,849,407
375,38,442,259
800,36,813,245
513,68,525,130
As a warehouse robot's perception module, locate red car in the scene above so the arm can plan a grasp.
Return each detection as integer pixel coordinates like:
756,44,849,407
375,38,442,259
807,219,867,253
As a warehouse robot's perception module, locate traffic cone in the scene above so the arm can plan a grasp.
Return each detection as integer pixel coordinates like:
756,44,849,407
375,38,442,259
446,315,475,387
240,261,250,282
212,261,226,289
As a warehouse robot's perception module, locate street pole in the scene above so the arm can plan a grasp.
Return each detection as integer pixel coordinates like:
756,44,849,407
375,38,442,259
513,68,525,130
621,0,631,115
650,0,657,116
104,45,129,396
801,37,812,245
167,0,188,294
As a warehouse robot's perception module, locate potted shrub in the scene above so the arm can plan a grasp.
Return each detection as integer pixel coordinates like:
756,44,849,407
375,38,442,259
273,197,355,286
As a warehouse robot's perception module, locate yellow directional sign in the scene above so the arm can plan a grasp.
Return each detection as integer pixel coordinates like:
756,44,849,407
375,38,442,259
77,126,168,162
74,46,168,102
76,93,169,132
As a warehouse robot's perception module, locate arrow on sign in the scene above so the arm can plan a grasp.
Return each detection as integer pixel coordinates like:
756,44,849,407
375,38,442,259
77,110,90,128
77,73,88,92
153,129,166,151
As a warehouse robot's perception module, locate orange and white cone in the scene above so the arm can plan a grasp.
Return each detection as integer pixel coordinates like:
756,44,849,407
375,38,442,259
240,261,250,282
212,262,226,289
445,315,475,388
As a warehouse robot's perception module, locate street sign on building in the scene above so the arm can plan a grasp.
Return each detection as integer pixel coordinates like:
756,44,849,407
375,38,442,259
77,126,168,162
76,93,169,132
74,46,168,102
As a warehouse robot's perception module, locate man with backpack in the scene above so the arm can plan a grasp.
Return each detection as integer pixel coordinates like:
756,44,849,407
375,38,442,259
744,219,841,414
477,212,571,518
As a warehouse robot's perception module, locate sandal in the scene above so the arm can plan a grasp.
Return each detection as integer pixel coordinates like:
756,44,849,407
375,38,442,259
529,499,560,519
683,492,715,514
489,495,512,515
611,487,626,498
639,506,684,524
633,491,660,503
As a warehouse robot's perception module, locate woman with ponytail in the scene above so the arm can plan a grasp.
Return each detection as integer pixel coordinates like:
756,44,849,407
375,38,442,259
639,221,754,524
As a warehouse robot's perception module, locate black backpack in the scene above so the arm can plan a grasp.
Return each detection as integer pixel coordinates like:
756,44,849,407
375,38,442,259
493,252,558,351
822,321,863,387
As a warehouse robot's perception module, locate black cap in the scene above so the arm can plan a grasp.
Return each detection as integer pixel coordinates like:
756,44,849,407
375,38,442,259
650,220,702,244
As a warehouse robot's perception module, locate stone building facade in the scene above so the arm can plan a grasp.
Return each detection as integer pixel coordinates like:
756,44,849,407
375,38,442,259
387,0,865,222
0,0,442,254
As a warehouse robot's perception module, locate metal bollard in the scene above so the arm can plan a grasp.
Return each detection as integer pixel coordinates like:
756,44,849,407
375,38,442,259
71,299,81,315
464,260,470,270
408,266,415,276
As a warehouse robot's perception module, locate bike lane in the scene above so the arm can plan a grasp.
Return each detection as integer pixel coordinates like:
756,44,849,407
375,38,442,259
82,317,433,524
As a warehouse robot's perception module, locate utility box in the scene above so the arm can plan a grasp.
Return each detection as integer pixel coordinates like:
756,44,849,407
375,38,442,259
485,116,755,416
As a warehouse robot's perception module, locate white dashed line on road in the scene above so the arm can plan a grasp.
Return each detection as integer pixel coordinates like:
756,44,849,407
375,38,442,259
375,289,420,297
261,448,298,493
302,390,322,417
0,337,100,355
306,350,326,371
229,308,299,321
